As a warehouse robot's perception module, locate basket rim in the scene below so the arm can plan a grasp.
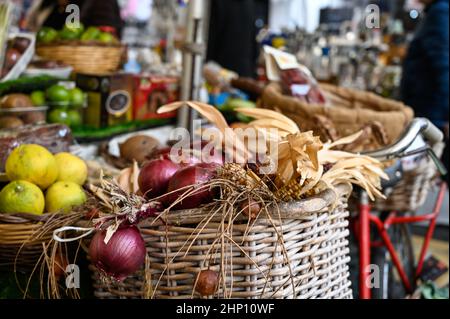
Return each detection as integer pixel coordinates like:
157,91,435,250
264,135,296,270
139,183,352,227
36,41,123,49
0,212,65,224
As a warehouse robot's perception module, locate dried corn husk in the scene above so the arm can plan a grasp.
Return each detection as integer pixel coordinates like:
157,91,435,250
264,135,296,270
157,101,387,201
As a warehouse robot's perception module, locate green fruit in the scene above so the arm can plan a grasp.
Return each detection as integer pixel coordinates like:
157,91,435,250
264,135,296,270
48,109,71,126
63,23,84,37
37,27,58,44
69,88,84,107
59,28,79,40
0,180,45,215
80,26,100,41
46,84,70,104
67,110,82,127
97,32,115,43
30,91,46,106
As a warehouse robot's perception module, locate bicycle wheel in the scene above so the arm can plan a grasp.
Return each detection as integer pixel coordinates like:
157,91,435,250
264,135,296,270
371,223,415,299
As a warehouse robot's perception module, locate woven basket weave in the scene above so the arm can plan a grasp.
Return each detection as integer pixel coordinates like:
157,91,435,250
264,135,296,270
260,83,414,148
373,142,445,213
36,43,124,75
0,213,56,270
88,183,353,299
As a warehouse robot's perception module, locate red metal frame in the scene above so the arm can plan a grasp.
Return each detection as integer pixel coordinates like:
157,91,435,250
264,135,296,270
358,182,447,299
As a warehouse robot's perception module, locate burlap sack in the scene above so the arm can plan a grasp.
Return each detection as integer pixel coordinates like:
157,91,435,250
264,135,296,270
260,83,414,145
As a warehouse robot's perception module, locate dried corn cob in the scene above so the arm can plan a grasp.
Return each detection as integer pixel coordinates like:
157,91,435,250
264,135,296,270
275,177,320,202
218,163,256,188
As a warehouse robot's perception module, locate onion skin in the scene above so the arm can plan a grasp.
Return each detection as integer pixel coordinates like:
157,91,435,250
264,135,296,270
195,270,219,296
147,147,171,161
89,226,146,281
163,163,219,210
149,142,224,166
240,198,261,220
138,158,179,199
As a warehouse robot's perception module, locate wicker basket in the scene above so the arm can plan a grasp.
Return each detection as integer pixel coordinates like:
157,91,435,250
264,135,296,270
88,183,354,299
0,213,56,270
36,42,124,75
373,142,445,213
260,83,414,148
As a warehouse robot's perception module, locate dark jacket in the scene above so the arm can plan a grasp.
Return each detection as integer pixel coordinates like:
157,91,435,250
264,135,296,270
401,0,449,127
207,0,268,78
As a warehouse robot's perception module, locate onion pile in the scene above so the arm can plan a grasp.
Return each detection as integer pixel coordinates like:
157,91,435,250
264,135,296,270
138,158,179,199
139,141,223,209
163,163,218,210
89,226,146,281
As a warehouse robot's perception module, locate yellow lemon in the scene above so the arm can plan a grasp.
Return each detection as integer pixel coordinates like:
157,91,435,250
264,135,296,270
55,152,88,185
45,181,87,213
0,180,45,215
5,144,58,189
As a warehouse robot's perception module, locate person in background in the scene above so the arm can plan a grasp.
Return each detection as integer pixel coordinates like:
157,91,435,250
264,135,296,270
206,0,268,78
400,0,449,179
25,0,124,38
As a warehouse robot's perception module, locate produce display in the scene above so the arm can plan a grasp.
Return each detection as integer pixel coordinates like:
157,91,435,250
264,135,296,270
0,0,436,302
37,25,119,45
0,123,73,171
0,93,46,128
1,36,32,80
0,82,85,129
44,83,86,128
0,144,87,215
52,101,386,297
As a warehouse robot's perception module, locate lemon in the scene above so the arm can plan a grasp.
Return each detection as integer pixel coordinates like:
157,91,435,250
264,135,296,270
45,181,87,213
5,144,58,189
0,180,45,215
55,152,88,185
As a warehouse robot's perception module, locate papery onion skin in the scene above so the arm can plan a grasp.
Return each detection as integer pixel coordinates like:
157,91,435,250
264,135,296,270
89,226,146,281
138,158,179,199
149,142,224,167
163,163,219,210
240,198,261,220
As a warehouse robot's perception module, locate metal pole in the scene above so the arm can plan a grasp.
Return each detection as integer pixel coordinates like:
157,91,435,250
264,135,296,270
178,0,207,133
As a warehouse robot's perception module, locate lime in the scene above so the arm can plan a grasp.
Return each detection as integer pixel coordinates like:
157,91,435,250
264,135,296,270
0,180,45,215
63,23,84,37
59,28,79,40
55,152,87,185
48,108,71,126
30,91,46,106
45,181,87,213
5,144,58,190
81,26,100,41
46,84,70,105
97,32,116,43
37,27,58,43
69,88,85,107
67,109,82,127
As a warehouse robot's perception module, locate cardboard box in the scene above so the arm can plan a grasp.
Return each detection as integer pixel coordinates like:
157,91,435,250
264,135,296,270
76,73,134,128
133,75,179,121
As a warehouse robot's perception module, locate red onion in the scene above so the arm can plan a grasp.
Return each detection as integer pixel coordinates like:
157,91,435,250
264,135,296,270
148,147,172,161
89,226,146,281
163,163,218,210
138,158,179,199
151,142,224,166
